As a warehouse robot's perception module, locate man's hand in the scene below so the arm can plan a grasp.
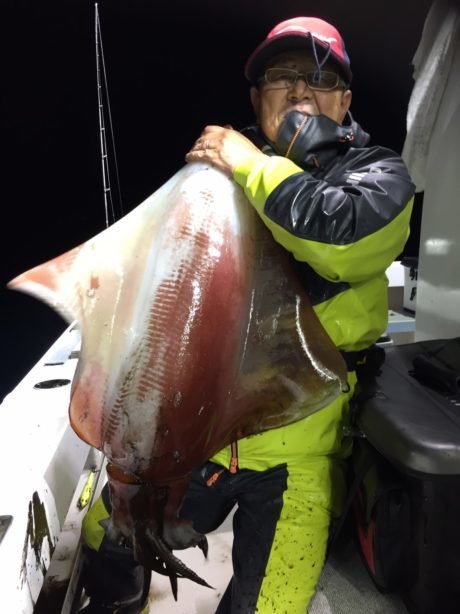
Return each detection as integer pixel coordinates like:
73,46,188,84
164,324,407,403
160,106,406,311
185,125,267,177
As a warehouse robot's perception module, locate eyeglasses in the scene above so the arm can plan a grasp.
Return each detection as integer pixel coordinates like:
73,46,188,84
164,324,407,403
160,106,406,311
260,67,348,91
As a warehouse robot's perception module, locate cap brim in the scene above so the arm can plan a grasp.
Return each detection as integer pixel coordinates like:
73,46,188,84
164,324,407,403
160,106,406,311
245,34,352,84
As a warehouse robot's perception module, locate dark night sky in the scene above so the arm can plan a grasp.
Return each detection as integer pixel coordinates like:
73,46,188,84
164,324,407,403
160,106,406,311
1,0,432,401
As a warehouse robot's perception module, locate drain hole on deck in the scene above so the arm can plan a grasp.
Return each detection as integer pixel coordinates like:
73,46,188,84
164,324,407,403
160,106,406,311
34,378,71,389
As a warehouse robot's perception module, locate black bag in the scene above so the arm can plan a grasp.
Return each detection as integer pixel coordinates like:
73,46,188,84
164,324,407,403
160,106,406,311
411,337,460,396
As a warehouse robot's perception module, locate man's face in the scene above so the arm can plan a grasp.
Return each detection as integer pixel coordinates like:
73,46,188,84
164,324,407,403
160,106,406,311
250,50,352,142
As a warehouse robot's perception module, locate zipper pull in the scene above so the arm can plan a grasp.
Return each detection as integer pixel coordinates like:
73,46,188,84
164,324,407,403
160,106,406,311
229,441,239,474
206,467,225,487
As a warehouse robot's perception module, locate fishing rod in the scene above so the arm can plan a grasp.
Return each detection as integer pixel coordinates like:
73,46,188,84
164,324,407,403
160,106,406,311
95,2,124,227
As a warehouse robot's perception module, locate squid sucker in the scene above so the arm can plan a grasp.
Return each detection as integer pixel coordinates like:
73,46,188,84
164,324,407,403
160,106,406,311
8,162,347,598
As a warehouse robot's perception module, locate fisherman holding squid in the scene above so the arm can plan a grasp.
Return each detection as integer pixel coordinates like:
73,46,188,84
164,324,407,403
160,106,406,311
79,16,415,614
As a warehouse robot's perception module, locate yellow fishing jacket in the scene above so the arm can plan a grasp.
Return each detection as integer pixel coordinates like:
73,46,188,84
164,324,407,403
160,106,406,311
234,115,414,352
212,114,415,471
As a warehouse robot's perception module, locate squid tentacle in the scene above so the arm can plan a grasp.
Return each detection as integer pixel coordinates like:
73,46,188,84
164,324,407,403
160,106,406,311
133,526,213,600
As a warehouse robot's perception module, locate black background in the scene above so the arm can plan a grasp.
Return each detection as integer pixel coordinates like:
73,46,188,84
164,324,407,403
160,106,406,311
1,0,432,401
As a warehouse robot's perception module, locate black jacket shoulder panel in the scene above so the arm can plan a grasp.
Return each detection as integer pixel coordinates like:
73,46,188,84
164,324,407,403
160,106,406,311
264,145,415,245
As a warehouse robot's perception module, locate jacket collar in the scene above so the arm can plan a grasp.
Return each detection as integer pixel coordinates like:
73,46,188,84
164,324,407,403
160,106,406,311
242,112,370,172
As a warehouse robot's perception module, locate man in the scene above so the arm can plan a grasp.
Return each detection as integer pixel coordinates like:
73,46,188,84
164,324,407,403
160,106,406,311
80,16,414,613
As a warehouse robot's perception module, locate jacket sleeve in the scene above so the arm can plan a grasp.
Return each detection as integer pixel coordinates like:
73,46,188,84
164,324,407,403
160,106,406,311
233,147,415,284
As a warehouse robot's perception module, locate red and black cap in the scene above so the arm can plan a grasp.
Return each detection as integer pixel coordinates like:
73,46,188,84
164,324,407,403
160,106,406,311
245,17,352,85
